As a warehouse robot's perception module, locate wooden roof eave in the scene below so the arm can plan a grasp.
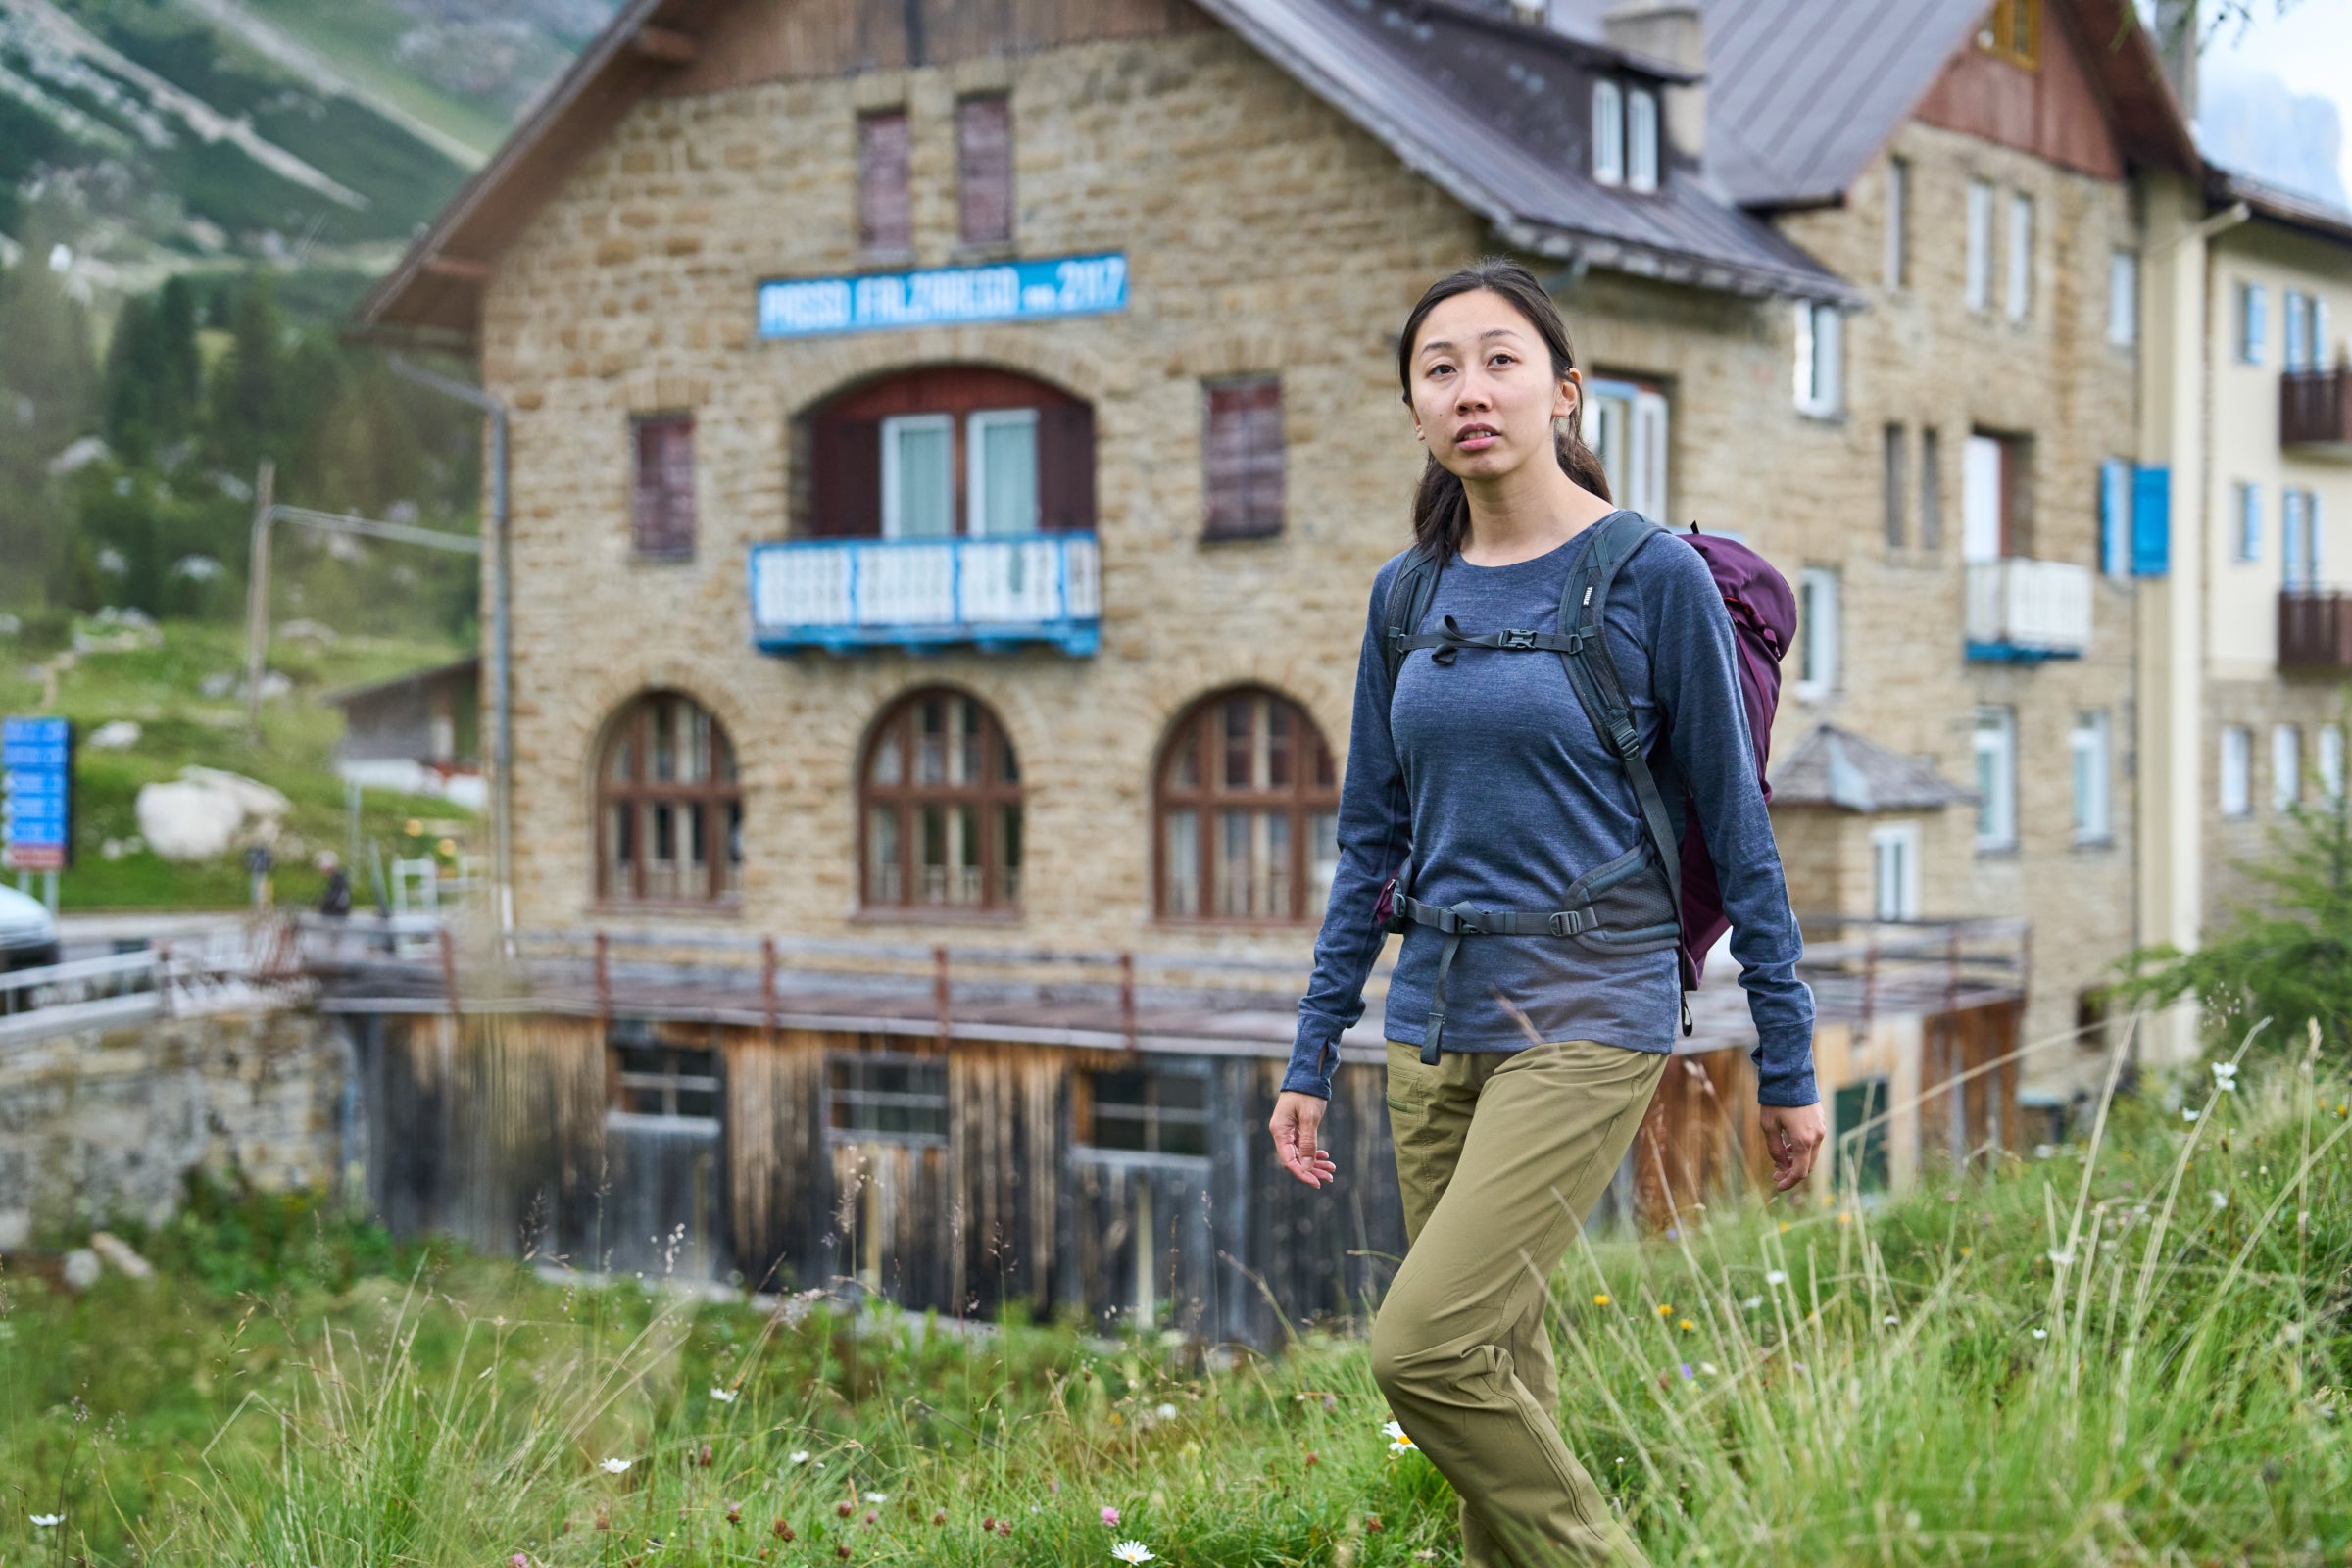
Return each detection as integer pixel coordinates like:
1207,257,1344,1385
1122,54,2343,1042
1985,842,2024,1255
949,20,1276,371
350,0,694,346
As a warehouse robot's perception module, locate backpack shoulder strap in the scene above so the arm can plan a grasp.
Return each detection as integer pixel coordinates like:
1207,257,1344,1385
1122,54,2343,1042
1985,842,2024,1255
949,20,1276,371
1556,514,1684,933
1379,549,1445,688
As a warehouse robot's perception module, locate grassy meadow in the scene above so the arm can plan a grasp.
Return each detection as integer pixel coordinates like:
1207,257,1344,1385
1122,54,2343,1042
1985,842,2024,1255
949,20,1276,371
0,613,472,910
3,1027,2348,1567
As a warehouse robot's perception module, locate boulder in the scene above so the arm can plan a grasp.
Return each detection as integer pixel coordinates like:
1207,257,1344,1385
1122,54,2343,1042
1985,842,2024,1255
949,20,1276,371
135,766,292,861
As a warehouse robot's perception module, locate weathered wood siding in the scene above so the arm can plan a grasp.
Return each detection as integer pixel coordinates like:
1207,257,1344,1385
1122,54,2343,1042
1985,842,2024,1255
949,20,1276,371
662,0,1211,98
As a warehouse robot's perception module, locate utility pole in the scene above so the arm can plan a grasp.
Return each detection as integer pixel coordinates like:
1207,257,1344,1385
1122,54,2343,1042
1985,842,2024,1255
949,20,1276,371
243,460,275,735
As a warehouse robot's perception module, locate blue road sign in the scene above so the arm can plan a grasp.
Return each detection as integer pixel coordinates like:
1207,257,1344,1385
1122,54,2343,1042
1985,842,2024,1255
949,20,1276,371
2,715,72,871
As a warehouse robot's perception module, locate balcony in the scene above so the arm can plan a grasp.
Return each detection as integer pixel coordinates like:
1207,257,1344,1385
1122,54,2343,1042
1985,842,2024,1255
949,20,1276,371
1964,558,2091,662
749,532,1101,656
2279,589,2352,670
2281,368,2352,458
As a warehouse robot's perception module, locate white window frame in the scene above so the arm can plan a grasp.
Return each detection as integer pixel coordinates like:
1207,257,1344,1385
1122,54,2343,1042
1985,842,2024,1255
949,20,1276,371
2236,481,2262,564
1796,566,1840,701
2274,723,2304,812
2239,282,2267,365
1793,302,1843,417
1965,180,1994,312
1592,79,1624,186
2319,723,2344,803
1626,86,1659,193
2005,192,2034,322
1974,706,2018,851
1885,156,1909,289
1870,821,1921,922
2107,250,2137,347
2220,724,2253,818
1585,377,1669,522
1961,433,2005,564
880,412,956,539
2071,709,2112,844
965,407,1040,537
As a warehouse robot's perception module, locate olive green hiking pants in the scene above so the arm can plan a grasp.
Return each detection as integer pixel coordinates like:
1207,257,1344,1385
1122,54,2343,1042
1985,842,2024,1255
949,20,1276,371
1372,1038,1666,1568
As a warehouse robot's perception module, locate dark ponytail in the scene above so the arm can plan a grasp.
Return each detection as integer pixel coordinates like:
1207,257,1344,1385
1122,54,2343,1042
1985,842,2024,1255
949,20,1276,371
1396,259,1610,561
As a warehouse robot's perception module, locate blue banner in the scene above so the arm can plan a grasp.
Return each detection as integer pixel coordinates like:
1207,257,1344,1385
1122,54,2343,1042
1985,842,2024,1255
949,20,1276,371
758,253,1127,339
3,715,72,868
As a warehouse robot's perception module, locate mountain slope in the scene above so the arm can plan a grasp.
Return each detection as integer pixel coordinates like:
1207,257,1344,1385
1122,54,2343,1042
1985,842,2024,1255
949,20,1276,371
0,0,617,294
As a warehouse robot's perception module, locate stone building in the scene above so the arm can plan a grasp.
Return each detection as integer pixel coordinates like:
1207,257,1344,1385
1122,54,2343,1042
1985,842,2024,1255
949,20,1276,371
342,0,2197,1315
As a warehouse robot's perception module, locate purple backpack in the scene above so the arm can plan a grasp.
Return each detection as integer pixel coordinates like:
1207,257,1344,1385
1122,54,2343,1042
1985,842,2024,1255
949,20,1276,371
1377,514,1792,1035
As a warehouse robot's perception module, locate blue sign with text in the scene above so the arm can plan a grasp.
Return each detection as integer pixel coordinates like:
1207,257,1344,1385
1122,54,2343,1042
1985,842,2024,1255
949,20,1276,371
2,715,72,871
757,253,1128,339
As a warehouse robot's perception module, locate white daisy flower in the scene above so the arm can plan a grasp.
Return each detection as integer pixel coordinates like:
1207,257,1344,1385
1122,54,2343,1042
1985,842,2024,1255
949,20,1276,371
2183,1108,2199,1122
1765,1269,1788,1286
2209,1190,2229,1210
863,1492,888,1503
601,1458,633,1475
1110,1544,1156,1565
2032,1328,2048,1341
788,1451,811,1465
2211,1061,2239,1090
1382,1418,1417,1455
710,1388,738,1404
30,1515,63,1528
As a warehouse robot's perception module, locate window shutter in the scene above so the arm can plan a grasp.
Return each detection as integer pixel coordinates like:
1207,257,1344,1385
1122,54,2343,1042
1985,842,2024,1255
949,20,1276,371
1204,379,1283,538
2317,299,2333,368
2131,464,2170,577
1036,403,1096,532
809,415,882,537
2314,492,2326,584
633,416,694,557
2284,489,2307,590
957,96,1013,246
1790,303,1815,410
859,110,910,253
2285,291,2309,372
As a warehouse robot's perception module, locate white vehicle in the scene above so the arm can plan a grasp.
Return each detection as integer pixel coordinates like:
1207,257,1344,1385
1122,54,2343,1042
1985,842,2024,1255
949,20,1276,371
0,883,61,975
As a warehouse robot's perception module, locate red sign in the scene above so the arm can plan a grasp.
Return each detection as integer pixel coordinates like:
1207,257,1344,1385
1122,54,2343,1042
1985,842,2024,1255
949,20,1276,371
2,844,65,871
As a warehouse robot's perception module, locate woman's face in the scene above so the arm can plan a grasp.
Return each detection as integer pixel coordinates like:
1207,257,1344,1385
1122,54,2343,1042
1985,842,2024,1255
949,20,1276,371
1405,289,1580,483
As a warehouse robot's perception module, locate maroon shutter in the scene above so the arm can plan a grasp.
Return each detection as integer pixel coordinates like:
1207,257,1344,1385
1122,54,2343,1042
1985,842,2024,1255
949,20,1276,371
859,110,910,254
1204,379,1283,539
957,96,1012,246
809,415,882,537
633,415,694,557
1036,403,1095,532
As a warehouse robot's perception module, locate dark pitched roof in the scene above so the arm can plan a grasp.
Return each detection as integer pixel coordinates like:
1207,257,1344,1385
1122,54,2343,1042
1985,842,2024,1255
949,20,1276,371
1197,0,1858,301
320,655,481,710
1770,723,1975,812
354,0,1853,343
1690,0,2197,209
2207,165,2352,249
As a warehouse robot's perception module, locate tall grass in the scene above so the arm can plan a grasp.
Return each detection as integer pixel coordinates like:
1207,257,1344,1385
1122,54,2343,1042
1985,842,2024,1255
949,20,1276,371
5,1025,2348,1565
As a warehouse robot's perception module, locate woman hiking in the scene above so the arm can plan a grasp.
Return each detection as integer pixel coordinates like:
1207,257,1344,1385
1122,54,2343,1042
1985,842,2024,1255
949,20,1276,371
1267,259,1826,1568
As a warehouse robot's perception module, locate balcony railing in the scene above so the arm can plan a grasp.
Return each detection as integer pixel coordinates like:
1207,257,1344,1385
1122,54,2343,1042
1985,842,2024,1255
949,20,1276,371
2279,589,2352,670
1964,558,2091,661
2281,367,2352,456
749,532,1101,655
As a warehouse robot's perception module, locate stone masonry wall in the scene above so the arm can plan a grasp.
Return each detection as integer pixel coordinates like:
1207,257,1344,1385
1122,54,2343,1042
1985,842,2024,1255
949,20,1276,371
0,1010,348,1248
1773,120,2144,1090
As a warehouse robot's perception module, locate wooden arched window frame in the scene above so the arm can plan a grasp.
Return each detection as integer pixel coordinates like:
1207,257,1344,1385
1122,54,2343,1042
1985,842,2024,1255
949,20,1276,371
1154,687,1339,923
803,364,1096,540
596,691,742,906
859,688,1023,912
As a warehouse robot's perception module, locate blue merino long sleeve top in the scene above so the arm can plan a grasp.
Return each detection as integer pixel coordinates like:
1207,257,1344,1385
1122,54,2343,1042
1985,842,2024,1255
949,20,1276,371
1285,515,1819,1106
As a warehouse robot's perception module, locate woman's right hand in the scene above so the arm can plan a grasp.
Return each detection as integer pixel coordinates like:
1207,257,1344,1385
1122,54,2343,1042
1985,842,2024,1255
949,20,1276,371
1269,1091,1338,1189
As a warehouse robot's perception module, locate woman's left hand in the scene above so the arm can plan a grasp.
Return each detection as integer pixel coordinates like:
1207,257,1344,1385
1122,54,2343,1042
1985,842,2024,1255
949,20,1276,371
1758,1102,1827,1192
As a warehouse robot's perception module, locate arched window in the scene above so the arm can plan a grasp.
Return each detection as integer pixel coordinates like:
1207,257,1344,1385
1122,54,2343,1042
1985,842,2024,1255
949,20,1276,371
804,365,1095,539
1155,688,1339,922
860,689,1022,911
597,692,742,905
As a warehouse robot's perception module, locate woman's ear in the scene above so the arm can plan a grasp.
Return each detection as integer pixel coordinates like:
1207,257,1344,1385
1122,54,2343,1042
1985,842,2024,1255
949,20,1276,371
1553,366,1583,427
